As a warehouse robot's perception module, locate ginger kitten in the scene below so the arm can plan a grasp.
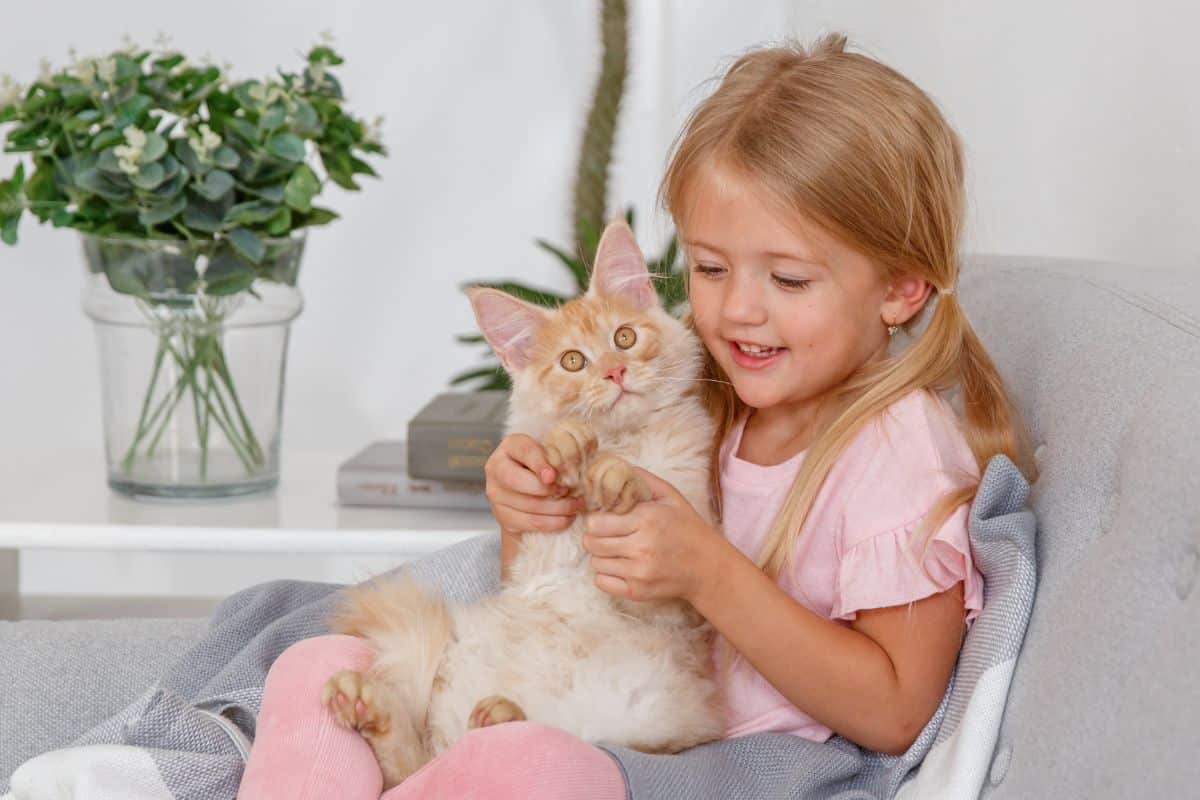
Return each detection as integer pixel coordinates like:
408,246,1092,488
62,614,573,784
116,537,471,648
321,220,724,789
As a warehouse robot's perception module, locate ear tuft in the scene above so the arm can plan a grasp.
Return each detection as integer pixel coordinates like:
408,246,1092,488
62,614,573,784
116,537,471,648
587,219,657,310
465,286,548,371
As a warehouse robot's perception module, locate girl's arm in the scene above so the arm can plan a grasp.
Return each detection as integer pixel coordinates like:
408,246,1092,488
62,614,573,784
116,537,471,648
689,538,967,755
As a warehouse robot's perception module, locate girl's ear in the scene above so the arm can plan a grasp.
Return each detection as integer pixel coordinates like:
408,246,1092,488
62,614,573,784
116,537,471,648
587,219,657,310
465,287,548,371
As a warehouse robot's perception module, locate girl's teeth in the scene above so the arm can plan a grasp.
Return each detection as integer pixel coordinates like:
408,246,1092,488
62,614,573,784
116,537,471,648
736,342,780,357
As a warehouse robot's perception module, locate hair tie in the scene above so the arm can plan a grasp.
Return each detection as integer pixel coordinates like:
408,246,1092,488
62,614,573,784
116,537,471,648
940,285,956,296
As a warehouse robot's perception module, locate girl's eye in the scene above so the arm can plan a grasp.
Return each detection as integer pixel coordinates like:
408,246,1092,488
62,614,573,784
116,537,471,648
691,264,724,278
773,275,812,290
613,325,637,349
560,350,586,372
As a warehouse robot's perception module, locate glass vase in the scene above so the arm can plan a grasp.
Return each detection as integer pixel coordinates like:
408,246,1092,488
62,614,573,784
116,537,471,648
81,232,305,499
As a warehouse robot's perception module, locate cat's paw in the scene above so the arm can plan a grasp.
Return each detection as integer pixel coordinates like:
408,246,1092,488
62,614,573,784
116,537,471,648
584,453,652,513
468,695,527,729
321,670,391,735
543,419,598,489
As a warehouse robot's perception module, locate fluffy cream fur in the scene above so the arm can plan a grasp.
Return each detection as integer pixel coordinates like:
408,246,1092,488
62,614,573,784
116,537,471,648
325,221,724,789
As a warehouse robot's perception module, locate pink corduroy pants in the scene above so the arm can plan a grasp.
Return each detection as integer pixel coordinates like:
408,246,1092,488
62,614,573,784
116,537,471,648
237,634,627,800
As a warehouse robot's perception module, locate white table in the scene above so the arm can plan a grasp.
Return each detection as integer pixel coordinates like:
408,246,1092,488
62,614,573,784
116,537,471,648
0,447,499,618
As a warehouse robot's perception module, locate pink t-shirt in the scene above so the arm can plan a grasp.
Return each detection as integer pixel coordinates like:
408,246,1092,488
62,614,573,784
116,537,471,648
714,387,985,741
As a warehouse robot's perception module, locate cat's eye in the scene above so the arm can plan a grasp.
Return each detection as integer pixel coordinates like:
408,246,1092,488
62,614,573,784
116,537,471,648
560,350,586,372
613,326,637,350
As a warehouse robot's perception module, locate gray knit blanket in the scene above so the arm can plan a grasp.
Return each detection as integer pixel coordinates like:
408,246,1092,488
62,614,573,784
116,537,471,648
3,454,1036,800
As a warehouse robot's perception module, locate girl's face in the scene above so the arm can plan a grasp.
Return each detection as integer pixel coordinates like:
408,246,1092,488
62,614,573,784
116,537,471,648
683,160,913,421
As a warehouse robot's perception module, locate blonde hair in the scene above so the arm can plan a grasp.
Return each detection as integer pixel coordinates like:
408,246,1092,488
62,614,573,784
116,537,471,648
659,33,1039,674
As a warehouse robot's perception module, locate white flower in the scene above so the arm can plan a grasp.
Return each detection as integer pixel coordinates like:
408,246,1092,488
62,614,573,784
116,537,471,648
320,28,335,44
121,34,138,55
72,59,96,85
187,123,222,161
122,126,147,150
249,80,285,107
117,156,141,176
154,31,172,50
37,58,53,84
306,63,326,89
200,123,221,151
363,114,385,146
0,74,21,108
97,57,117,84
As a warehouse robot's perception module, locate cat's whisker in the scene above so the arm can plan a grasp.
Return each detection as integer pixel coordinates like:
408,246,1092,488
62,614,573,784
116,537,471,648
651,376,735,387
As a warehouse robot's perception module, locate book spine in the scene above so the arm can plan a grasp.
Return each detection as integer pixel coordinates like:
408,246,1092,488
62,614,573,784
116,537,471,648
407,422,503,482
337,470,492,511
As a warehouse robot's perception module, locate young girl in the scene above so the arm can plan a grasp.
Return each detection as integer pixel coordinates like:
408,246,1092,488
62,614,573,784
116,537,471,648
238,31,1036,799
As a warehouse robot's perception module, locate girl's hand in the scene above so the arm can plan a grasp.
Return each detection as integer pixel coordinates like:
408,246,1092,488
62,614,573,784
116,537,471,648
582,467,727,604
484,434,586,534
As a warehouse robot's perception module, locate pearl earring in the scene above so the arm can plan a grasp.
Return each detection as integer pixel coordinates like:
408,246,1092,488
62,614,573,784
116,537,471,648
886,320,899,337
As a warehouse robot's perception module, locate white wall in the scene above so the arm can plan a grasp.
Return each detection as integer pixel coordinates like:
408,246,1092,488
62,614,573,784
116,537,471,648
3,1,1197,597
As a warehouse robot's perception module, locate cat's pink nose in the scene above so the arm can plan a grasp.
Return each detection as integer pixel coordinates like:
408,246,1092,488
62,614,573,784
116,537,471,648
604,365,626,386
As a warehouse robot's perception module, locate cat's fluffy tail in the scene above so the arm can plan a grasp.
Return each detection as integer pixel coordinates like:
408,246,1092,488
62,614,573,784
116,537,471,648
326,570,454,779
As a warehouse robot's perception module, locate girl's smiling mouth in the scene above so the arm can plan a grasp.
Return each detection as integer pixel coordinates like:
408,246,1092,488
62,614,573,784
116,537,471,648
728,339,788,369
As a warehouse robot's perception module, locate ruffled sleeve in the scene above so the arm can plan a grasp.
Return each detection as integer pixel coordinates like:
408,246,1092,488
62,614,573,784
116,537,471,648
831,503,984,625
829,390,985,626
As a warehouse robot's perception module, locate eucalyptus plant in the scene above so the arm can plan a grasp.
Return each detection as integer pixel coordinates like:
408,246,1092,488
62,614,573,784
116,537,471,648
0,35,384,257
0,35,385,481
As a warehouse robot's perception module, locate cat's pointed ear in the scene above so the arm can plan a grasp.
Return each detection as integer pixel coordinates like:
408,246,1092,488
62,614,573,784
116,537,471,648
465,286,549,372
587,219,657,310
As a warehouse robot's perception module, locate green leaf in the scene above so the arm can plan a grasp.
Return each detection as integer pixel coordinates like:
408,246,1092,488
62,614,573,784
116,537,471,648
266,132,306,163
240,181,285,203
1,211,19,245
150,168,188,199
141,131,168,162
114,95,151,128
307,46,345,66
320,148,358,190
212,145,240,170
75,168,131,201
174,138,204,177
203,250,257,295
298,206,338,226
223,199,278,227
224,117,259,146
348,155,377,177
292,99,321,135
92,128,123,152
181,195,224,233
259,103,287,133
264,205,292,236
283,163,319,212
138,193,187,226
227,227,265,264
129,161,166,190
194,169,235,201
113,53,141,81
152,54,186,71
97,149,126,175
535,239,589,292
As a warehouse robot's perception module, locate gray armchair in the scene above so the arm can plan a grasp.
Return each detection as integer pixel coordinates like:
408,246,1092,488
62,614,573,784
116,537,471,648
3,253,1197,798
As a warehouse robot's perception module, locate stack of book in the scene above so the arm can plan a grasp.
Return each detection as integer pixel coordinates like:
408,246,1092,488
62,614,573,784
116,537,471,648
337,391,509,510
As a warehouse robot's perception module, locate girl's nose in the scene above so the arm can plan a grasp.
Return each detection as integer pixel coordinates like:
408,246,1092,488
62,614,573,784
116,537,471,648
604,365,626,386
722,275,768,326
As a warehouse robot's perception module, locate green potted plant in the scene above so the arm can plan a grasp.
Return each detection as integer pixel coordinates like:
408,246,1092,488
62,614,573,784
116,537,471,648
0,33,385,498
451,0,686,391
